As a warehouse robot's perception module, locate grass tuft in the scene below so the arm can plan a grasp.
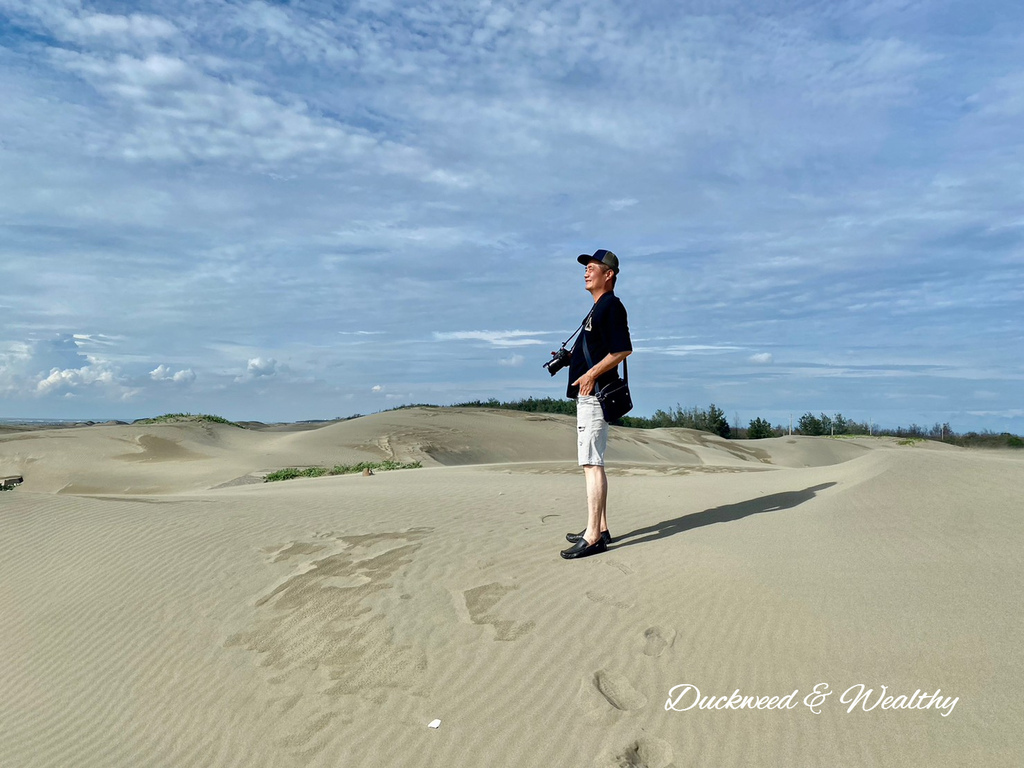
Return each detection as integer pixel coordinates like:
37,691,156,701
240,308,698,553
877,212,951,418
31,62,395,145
264,460,421,483
133,413,243,428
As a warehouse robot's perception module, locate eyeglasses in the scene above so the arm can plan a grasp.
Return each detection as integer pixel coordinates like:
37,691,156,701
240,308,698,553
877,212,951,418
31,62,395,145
584,264,609,273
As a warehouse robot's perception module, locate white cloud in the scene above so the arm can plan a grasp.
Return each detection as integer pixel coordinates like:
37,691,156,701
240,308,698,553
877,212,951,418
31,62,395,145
641,344,744,357
434,331,547,348
967,409,1024,419
66,12,178,41
967,72,1024,118
36,364,115,395
749,353,774,365
236,357,278,382
498,354,525,367
0,334,138,400
46,49,380,167
607,198,639,211
150,364,196,383
1,2,178,45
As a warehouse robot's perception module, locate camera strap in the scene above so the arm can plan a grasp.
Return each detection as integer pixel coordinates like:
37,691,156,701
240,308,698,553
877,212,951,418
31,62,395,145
558,307,595,352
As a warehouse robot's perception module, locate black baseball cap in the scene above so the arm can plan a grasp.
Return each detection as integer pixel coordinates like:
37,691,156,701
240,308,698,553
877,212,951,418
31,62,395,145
577,249,619,273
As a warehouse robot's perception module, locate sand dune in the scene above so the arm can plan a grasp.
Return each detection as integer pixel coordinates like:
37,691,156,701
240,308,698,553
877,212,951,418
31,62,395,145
1,409,1021,767
0,408,874,495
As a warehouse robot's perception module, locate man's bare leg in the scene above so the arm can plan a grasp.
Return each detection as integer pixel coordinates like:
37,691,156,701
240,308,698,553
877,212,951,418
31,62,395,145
583,464,608,544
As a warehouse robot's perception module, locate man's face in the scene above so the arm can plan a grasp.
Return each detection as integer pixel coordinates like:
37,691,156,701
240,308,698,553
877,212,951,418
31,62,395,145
584,260,613,291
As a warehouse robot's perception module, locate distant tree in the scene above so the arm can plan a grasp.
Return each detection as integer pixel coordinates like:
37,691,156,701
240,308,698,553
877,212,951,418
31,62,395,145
628,403,730,436
748,417,775,439
833,413,850,435
845,418,870,435
897,423,925,438
798,412,823,436
706,403,731,438
454,396,577,416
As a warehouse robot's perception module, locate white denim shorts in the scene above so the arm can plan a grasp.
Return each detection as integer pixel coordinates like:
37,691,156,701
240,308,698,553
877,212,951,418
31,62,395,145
577,395,609,466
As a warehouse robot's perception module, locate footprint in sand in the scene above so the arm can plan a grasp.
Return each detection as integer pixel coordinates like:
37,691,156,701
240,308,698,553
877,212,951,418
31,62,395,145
642,626,676,657
462,583,535,641
607,737,674,768
594,669,647,711
585,591,633,610
602,559,634,576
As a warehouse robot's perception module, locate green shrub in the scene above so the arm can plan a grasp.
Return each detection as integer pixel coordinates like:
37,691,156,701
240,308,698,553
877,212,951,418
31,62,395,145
263,467,329,482
264,460,421,483
133,413,242,428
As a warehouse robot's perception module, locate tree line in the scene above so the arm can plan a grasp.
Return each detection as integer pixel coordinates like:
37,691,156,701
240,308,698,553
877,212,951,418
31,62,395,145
450,399,1022,447
454,398,731,437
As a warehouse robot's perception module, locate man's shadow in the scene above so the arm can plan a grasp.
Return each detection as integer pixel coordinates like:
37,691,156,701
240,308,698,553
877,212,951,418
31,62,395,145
613,482,836,549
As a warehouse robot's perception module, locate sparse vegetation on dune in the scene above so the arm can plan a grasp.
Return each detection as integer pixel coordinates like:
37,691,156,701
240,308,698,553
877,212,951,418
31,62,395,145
133,413,243,428
264,460,422,483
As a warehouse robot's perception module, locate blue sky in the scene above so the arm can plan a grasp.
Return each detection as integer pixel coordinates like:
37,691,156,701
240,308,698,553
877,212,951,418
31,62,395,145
1,0,1022,431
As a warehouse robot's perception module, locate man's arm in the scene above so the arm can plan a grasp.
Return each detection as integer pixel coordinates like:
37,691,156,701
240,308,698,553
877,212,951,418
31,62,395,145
572,350,631,397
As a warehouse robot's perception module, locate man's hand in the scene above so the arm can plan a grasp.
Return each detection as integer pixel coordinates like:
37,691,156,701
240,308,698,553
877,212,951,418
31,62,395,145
573,350,630,398
573,371,597,396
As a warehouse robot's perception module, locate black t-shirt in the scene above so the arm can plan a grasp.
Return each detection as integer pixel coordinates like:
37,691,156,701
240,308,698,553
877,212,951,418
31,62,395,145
566,291,632,399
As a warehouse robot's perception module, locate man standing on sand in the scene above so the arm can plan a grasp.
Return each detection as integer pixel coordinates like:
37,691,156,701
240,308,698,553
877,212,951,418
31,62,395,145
561,249,632,560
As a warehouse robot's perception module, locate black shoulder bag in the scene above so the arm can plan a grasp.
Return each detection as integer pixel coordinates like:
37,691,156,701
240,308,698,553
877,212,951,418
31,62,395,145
582,334,633,423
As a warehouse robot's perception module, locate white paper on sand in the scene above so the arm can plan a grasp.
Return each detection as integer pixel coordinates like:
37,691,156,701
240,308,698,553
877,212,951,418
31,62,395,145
428,719,441,729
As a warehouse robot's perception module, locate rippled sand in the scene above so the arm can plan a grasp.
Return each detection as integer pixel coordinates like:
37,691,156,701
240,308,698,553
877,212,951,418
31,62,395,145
2,409,1021,767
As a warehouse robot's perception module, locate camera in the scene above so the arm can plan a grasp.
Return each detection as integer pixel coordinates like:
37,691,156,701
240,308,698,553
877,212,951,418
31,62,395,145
543,347,571,376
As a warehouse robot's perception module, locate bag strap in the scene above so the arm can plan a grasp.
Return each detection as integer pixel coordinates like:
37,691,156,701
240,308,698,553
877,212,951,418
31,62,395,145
581,334,628,395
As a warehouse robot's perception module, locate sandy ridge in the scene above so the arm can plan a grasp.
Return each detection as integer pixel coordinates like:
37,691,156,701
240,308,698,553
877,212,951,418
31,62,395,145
0,407,876,496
